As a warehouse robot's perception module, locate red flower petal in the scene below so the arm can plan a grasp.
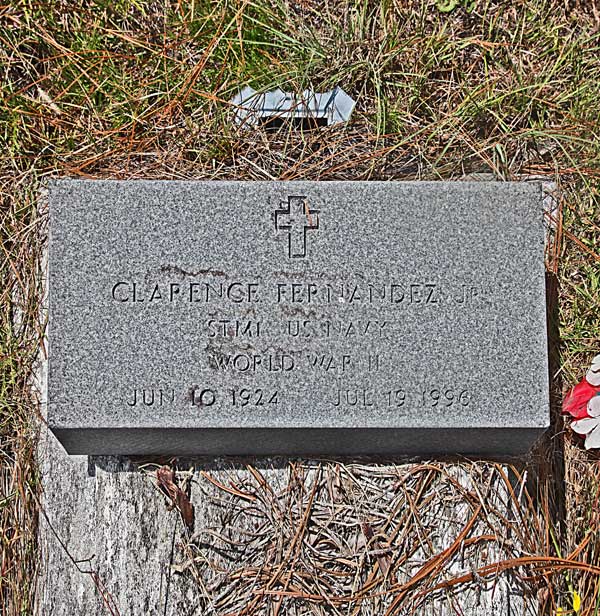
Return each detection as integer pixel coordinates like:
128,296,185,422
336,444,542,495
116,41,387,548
563,378,600,419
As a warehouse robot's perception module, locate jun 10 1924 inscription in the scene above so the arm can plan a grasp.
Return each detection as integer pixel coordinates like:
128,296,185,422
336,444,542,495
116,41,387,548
47,180,549,455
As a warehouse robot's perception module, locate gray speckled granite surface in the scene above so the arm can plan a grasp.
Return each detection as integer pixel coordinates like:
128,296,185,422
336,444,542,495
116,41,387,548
48,180,549,454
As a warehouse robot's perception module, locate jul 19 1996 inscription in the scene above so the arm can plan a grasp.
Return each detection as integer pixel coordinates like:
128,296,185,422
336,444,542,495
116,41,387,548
48,180,549,455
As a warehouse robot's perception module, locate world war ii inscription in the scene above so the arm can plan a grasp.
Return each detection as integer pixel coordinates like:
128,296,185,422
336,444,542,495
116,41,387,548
48,180,549,455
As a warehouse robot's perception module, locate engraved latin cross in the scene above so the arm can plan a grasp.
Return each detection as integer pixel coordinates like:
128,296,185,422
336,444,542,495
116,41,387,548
274,195,320,258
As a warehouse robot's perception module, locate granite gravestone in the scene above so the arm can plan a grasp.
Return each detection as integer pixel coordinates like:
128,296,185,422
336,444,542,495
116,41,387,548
48,180,549,455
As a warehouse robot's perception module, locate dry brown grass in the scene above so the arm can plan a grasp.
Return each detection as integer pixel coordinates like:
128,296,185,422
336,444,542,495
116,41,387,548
164,459,562,614
1,0,599,613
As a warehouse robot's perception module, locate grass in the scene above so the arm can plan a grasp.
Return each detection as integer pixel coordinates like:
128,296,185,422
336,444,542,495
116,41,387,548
0,0,599,613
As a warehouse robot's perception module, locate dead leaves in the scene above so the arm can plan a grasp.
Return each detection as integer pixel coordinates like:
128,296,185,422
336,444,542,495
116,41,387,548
156,466,194,531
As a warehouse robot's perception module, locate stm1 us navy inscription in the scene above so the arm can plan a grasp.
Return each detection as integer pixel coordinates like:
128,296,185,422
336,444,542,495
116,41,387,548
47,180,549,455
